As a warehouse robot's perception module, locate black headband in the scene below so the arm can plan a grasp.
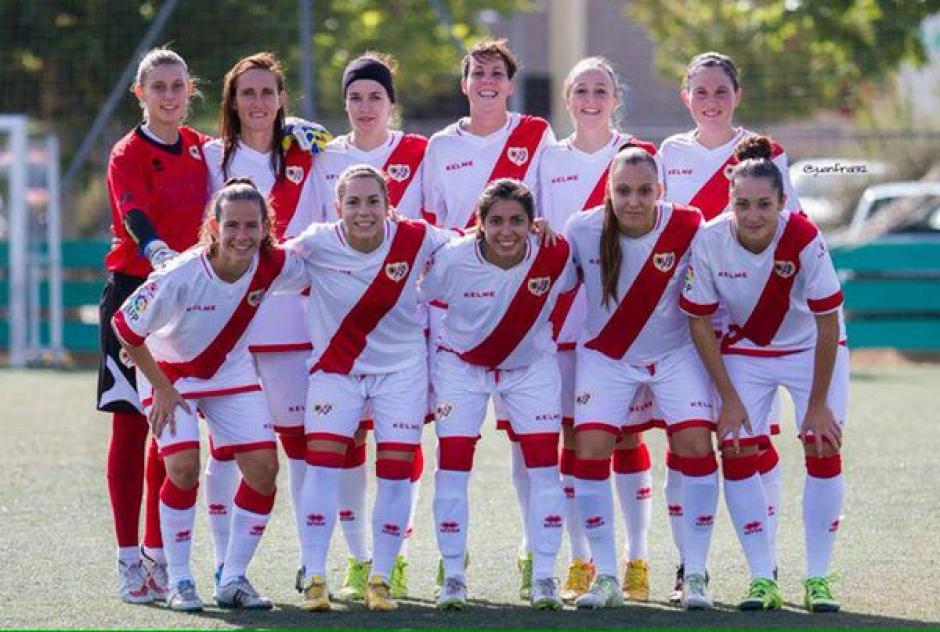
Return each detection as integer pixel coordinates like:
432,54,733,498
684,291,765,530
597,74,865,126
342,58,395,103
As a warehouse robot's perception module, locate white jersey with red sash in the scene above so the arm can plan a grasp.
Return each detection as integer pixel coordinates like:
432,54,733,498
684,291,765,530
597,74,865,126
421,234,577,370
203,138,319,352
312,130,426,219
112,247,307,405
286,219,455,374
423,112,555,228
538,132,661,348
659,128,800,220
680,212,845,355
565,201,703,364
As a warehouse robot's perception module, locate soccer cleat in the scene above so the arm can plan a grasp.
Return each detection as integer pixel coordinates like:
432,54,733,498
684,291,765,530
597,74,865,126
437,576,469,611
681,572,713,610
575,574,624,609
668,563,684,604
337,557,371,600
365,575,398,611
389,555,409,599
803,576,841,613
166,579,203,612
211,563,224,602
117,560,153,604
622,558,650,602
517,552,533,600
215,575,273,610
294,565,305,593
531,577,563,610
141,552,168,602
435,553,469,597
738,577,783,611
560,557,595,602
300,574,331,611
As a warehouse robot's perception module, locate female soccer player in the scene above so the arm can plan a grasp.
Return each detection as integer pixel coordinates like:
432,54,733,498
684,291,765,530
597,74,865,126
99,47,209,604
200,51,329,595
111,179,308,612
538,56,661,603
310,51,428,599
681,136,847,613
659,51,801,598
565,147,720,610
423,178,576,611
423,38,556,597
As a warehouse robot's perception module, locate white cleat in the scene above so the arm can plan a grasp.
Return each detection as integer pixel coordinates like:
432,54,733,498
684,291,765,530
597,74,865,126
118,560,153,604
531,577,564,610
437,576,469,611
141,552,168,602
166,579,203,612
575,575,624,609
215,575,273,610
681,572,714,610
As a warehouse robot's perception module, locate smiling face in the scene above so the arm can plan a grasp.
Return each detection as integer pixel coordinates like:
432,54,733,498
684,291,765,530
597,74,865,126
336,175,388,250
731,175,785,252
681,65,741,135
461,54,514,117
213,198,266,270
134,63,190,130
607,159,662,238
234,68,283,136
480,198,531,267
566,66,619,134
345,78,393,137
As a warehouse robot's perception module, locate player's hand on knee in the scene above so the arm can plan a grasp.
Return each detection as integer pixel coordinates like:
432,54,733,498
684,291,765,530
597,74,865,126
717,396,749,454
150,385,190,438
801,402,841,456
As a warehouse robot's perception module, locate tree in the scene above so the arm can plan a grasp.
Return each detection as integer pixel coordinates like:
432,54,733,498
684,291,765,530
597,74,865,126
629,0,940,123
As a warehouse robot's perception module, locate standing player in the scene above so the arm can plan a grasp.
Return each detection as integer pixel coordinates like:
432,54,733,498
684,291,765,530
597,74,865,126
565,147,720,610
310,52,427,599
423,38,556,596
658,51,801,598
99,47,209,604
200,51,330,596
538,56,661,603
111,179,308,611
681,136,847,612
423,179,576,611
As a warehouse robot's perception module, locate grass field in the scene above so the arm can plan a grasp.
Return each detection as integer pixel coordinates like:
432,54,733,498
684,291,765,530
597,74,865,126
1,363,938,629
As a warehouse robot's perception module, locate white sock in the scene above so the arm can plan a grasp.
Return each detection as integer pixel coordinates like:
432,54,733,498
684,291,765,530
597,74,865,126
204,455,239,569
681,457,719,577
300,465,340,579
371,475,412,580
723,463,774,580
614,469,652,561
509,441,530,555
574,473,617,578
760,455,783,571
804,455,844,578
338,462,370,561
526,466,565,580
159,502,196,585
434,468,470,580
561,473,591,561
118,546,140,566
285,457,306,564
664,454,685,565
400,477,421,558
141,545,165,565
219,495,273,584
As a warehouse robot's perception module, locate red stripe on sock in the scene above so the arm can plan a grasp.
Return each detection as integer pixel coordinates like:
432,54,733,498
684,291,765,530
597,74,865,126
306,450,346,468
805,453,842,478
573,457,610,481
159,478,198,510
279,433,307,460
679,452,718,477
666,449,681,472
758,443,780,474
376,458,413,480
721,453,760,481
519,432,560,468
612,442,651,474
439,437,478,471
559,448,576,475
234,480,276,514
343,442,367,468
410,445,424,482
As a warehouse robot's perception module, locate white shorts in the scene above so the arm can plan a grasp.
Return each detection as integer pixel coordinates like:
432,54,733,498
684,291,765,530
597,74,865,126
433,350,562,439
722,345,849,447
574,345,715,435
148,389,275,457
305,360,427,449
253,349,311,433
558,349,576,425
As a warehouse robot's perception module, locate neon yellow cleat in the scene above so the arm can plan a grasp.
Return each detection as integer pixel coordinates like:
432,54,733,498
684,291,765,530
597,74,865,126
560,557,595,602
738,577,783,611
803,575,841,613
622,558,650,602
338,557,371,600
390,555,409,599
299,574,331,611
517,552,533,600
365,575,398,611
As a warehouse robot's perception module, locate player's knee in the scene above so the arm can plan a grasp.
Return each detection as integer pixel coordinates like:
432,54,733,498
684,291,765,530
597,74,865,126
561,423,576,449
574,428,616,460
237,449,279,492
671,427,714,458
801,436,841,457
614,430,643,450
164,451,200,489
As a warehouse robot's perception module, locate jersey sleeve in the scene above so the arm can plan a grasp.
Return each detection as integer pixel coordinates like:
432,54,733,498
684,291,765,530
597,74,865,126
421,143,447,227
679,233,720,317
397,160,425,220
418,245,450,304
424,222,462,252
557,248,579,294
271,249,313,294
800,235,844,314
111,275,178,346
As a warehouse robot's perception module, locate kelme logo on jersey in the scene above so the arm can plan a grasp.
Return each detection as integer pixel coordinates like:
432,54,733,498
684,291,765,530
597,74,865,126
507,146,529,166
435,402,454,421
386,164,410,182
774,260,796,278
653,252,676,273
312,401,333,416
527,276,551,296
385,261,409,282
285,166,304,185
247,288,266,307
188,145,202,161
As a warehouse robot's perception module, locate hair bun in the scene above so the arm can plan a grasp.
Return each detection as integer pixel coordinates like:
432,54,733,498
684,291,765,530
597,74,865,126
223,176,258,189
734,134,773,162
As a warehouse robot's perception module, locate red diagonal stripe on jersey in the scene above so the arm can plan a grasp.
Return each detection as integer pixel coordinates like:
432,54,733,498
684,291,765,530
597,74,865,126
268,145,313,241
312,221,427,374
722,212,818,349
459,239,571,368
158,248,287,383
383,134,427,208
465,115,550,229
549,283,579,341
689,139,784,220
586,204,701,359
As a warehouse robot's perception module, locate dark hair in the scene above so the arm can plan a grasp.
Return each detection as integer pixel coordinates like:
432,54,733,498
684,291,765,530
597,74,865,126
684,51,740,92
219,52,287,181
729,135,784,201
462,38,519,80
474,178,534,235
343,52,397,103
199,177,275,256
599,147,659,307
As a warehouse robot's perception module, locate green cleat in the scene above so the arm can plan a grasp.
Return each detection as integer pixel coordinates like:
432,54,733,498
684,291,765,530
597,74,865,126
517,552,533,600
337,557,371,600
390,555,409,599
738,577,783,611
804,575,841,613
